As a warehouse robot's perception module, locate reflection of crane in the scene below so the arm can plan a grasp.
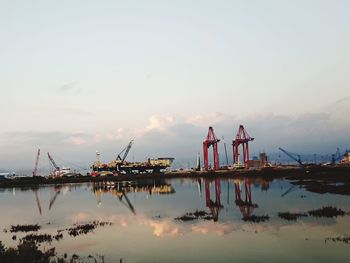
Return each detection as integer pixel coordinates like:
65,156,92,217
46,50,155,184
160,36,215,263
281,185,296,197
49,188,61,210
33,190,42,215
278,147,303,165
234,179,257,219
197,178,202,197
92,184,136,214
117,190,136,215
205,178,223,221
117,140,134,162
33,149,40,176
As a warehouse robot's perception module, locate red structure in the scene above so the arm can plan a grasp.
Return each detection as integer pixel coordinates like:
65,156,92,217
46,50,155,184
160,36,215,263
33,149,40,177
203,127,220,170
205,179,222,221
234,179,257,219
232,125,254,169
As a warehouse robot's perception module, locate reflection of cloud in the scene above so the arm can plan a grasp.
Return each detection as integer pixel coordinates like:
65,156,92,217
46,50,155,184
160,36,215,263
140,218,183,238
70,212,246,238
65,241,99,253
192,221,239,236
72,212,90,223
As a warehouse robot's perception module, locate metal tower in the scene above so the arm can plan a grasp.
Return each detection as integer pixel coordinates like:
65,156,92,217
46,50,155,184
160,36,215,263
232,125,254,169
203,127,220,170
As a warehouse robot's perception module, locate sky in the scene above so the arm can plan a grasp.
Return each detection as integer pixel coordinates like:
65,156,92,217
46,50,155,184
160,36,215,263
0,0,349,171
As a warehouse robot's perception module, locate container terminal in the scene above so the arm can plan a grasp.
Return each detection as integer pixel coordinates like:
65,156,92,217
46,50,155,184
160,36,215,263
0,124,349,188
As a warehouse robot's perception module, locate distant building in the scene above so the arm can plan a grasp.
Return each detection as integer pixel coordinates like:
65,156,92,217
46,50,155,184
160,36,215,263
248,152,269,169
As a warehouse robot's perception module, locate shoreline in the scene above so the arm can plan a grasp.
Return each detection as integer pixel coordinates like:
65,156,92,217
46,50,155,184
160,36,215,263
1,165,349,189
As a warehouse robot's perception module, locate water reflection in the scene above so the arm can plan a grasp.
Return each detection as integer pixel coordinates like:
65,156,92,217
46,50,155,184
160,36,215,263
201,178,269,221
205,178,223,221
32,186,64,215
49,187,61,210
234,179,258,219
1,177,350,263
92,179,175,214
33,189,42,215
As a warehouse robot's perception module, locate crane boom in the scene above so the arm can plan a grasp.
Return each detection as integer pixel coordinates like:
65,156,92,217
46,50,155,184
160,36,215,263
33,149,41,177
278,147,303,165
47,152,60,171
117,140,134,162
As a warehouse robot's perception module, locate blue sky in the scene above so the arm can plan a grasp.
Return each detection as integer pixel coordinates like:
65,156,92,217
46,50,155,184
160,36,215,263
0,0,349,170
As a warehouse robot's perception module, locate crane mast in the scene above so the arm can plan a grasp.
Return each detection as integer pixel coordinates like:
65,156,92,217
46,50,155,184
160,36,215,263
33,149,40,177
278,147,302,165
47,152,60,171
117,140,134,162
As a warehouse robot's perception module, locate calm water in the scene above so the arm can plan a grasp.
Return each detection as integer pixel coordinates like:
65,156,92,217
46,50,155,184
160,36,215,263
0,177,349,262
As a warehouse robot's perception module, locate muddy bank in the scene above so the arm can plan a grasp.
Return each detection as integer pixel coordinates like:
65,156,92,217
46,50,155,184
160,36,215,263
325,236,350,244
242,215,270,223
58,221,113,237
6,224,40,233
175,210,213,221
278,212,308,221
0,240,105,263
1,221,114,262
21,233,63,244
278,206,349,222
308,206,347,218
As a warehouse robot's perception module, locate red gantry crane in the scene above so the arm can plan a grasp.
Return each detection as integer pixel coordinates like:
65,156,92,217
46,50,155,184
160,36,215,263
203,127,220,171
232,125,254,169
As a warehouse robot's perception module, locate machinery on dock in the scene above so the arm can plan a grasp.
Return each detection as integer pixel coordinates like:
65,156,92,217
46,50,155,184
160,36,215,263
91,140,174,176
233,125,254,169
278,147,303,166
340,151,350,165
47,152,72,177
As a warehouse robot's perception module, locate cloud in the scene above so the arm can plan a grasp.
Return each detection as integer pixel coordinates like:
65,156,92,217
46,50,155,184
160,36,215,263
64,136,87,145
1,98,350,170
134,115,176,137
58,81,78,92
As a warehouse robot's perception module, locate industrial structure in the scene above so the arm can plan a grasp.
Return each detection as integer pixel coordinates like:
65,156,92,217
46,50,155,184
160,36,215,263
33,149,40,177
202,125,255,170
91,140,174,175
232,125,254,169
47,152,72,177
203,127,220,171
278,147,303,166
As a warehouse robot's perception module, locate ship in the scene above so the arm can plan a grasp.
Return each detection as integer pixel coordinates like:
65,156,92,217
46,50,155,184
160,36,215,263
91,140,174,176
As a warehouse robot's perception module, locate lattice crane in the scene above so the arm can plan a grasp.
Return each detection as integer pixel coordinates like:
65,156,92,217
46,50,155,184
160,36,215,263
203,127,220,170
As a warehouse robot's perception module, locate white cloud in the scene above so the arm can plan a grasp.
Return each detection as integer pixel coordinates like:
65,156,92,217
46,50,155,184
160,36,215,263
64,136,87,146
1,98,350,170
